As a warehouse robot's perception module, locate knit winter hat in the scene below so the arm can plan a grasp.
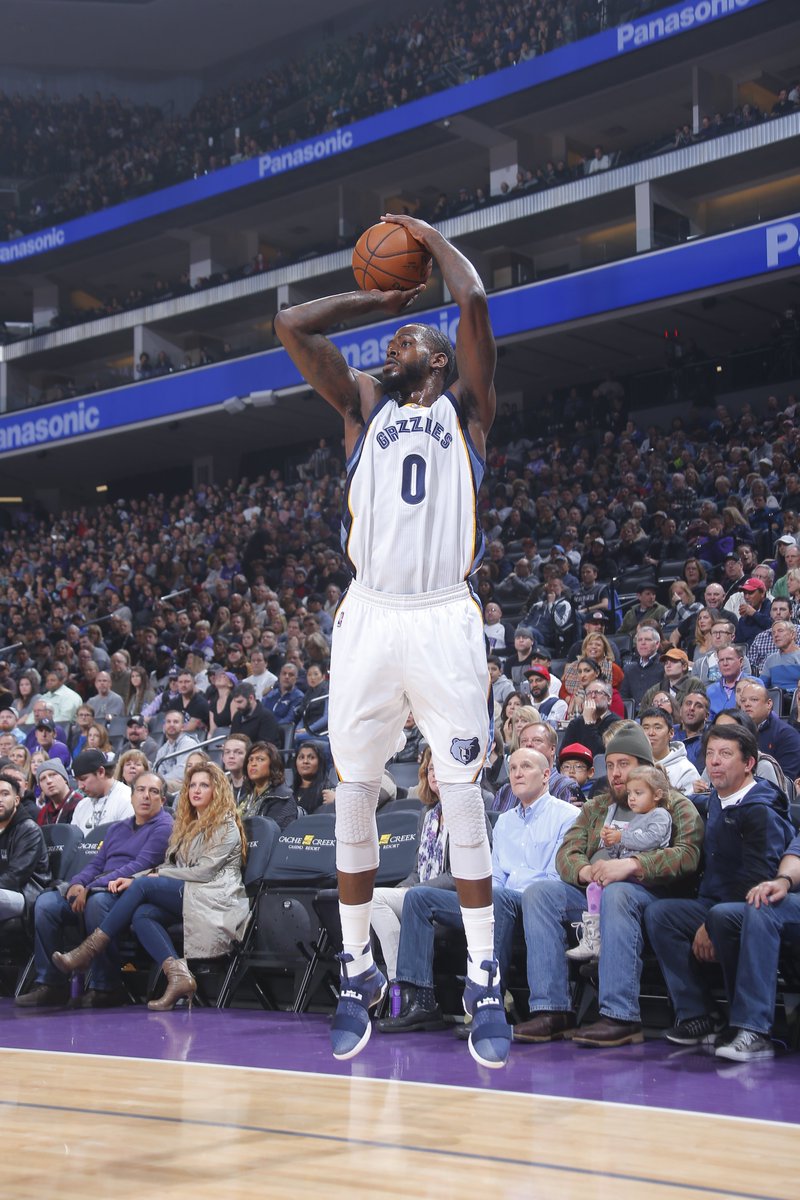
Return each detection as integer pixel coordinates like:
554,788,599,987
605,723,654,765
35,758,70,785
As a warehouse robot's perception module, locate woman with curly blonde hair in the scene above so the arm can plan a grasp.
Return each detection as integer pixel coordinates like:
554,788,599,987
52,762,248,1011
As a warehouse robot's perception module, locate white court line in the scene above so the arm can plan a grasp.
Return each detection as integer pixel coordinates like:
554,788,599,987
5,1044,799,1132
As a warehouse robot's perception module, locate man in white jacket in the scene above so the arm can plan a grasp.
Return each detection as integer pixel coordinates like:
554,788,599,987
639,706,701,795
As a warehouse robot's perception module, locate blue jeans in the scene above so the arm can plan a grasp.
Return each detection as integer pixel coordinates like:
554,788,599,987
99,875,185,965
393,886,514,988
523,879,660,1022
34,889,120,990
706,896,800,1035
643,898,715,1021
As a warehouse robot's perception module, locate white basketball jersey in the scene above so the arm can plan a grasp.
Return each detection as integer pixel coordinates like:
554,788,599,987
342,390,484,594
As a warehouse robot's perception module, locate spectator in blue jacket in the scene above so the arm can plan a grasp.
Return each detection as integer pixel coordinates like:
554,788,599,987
17,772,173,1010
759,620,800,694
645,722,794,1050
293,662,330,754
734,578,772,647
704,834,800,1061
738,681,800,781
263,662,305,724
706,645,750,718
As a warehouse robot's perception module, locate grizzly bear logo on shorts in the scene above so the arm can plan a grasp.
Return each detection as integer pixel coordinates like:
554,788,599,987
450,736,480,765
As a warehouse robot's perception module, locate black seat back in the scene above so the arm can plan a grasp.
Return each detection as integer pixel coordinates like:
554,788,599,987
241,816,280,892
41,824,83,883
62,822,117,881
264,814,337,886
375,810,420,885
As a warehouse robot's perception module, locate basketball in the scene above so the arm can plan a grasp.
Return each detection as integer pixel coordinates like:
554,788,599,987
352,222,432,291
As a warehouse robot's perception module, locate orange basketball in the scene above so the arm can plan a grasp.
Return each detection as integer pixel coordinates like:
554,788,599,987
352,222,432,291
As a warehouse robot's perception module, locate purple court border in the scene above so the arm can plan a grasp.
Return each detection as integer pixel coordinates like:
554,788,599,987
0,1000,796,1127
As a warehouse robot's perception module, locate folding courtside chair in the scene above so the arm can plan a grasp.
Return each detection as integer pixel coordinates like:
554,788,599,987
297,809,421,1013
217,813,337,1010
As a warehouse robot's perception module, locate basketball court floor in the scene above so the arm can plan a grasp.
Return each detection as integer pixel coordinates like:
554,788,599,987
2,1001,796,1198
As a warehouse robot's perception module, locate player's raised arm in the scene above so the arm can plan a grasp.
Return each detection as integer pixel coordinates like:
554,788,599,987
381,214,497,436
274,289,423,424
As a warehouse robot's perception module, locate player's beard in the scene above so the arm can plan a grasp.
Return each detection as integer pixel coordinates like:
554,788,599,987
381,353,431,398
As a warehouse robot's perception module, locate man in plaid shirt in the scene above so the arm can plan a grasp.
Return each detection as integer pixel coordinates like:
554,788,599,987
514,723,703,1047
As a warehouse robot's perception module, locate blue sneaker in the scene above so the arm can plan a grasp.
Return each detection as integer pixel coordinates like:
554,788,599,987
330,952,387,1061
463,959,511,1069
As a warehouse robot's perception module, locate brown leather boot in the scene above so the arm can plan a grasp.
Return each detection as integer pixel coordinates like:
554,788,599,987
147,957,197,1011
513,1010,576,1042
52,929,111,976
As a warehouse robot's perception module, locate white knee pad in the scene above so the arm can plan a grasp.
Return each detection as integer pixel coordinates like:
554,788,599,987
335,779,381,874
438,782,492,881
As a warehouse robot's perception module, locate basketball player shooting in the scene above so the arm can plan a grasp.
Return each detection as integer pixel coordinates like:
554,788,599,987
274,214,509,1069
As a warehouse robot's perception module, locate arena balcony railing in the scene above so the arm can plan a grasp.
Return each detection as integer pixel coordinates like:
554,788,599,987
1,108,798,376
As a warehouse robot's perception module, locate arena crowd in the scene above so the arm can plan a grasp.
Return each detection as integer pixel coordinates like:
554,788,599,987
2,0,674,241
1,384,800,1058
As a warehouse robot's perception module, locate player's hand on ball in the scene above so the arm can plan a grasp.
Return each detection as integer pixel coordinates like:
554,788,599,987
381,212,435,247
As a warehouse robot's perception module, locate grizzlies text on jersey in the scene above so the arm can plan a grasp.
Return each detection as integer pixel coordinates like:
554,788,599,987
341,390,484,594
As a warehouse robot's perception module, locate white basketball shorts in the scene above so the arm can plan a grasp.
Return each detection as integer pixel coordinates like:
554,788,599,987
328,579,491,784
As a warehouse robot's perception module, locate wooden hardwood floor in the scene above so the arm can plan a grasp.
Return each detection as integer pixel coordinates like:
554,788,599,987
4,1049,794,1199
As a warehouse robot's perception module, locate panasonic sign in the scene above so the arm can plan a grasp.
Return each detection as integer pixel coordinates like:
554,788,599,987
0,226,66,264
617,0,752,52
766,220,800,270
0,402,100,452
258,129,354,178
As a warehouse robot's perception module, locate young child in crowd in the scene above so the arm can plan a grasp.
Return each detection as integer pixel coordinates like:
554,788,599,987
557,742,595,800
566,765,672,961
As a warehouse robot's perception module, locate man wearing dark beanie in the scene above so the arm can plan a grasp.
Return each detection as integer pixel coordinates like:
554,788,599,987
514,722,704,1047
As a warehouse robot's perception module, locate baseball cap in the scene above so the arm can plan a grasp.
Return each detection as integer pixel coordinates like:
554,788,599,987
660,648,689,664
524,664,550,681
777,534,797,546
558,742,594,767
71,749,107,777
127,714,146,726
741,577,767,592
530,647,551,661
636,581,657,593
36,718,55,732
586,610,609,624
592,536,605,545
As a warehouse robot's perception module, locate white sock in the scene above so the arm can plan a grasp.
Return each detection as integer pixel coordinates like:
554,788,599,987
339,900,374,976
461,904,497,987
